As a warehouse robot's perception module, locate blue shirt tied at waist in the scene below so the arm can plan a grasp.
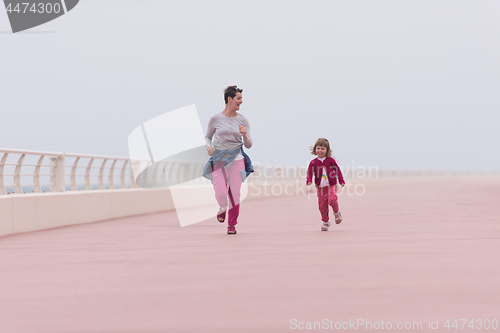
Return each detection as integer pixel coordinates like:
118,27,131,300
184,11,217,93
202,147,254,184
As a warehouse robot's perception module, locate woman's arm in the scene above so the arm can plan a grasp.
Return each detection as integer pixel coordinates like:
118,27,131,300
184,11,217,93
240,116,253,149
205,115,216,148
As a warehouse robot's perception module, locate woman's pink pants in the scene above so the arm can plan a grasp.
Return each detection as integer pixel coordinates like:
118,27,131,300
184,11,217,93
212,159,245,226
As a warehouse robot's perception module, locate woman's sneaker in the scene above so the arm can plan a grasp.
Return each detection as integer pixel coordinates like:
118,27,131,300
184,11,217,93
227,226,237,234
217,206,228,223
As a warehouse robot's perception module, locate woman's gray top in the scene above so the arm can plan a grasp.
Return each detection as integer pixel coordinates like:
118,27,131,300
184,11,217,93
205,112,253,151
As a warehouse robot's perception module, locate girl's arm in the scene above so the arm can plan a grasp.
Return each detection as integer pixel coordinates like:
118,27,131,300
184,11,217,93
332,159,345,186
306,160,314,185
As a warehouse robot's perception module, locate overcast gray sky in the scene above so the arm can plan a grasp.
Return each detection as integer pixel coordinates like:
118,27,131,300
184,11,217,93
1,0,499,171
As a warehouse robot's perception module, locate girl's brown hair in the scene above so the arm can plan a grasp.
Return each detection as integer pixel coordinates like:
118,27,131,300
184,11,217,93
310,138,332,158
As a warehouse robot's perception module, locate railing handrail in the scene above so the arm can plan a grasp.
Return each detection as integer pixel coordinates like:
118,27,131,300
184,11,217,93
0,148,144,162
0,148,64,157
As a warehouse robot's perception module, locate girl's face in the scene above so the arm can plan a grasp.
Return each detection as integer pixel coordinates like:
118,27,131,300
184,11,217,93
316,145,327,158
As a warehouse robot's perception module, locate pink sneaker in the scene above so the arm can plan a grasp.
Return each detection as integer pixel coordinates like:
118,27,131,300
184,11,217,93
321,221,330,231
334,212,342,224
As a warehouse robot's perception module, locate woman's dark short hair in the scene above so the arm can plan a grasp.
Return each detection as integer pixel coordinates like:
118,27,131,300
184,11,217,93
224,85,243,104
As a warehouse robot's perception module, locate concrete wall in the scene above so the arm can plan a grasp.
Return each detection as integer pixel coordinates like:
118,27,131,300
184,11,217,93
0,188,175,237
0,180,308,237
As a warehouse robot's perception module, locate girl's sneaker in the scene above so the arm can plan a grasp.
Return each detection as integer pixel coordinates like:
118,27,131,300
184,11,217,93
321,221,331,231
334,212,342,224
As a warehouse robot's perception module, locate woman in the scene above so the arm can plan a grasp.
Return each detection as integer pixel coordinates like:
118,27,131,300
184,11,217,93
204,85,253,234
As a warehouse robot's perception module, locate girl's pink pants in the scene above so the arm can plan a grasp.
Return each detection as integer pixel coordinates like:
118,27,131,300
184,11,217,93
317,185,340,222
212,159,245,226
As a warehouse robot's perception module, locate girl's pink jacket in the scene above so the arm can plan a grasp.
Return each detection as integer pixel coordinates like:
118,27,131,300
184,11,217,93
306,157,345,187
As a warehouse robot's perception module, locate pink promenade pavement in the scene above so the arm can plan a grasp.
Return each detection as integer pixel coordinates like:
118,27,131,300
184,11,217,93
0,178,499,333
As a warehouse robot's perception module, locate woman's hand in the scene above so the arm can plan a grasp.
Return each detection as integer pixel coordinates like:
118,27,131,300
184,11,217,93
207,147,214,156
306,182,312,186
239,125,247,140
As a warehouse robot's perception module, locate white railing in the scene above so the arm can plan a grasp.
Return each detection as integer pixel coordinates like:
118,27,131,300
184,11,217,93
0,148,210,195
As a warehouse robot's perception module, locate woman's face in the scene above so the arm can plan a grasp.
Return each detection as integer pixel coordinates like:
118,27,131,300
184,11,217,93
229,92,243,110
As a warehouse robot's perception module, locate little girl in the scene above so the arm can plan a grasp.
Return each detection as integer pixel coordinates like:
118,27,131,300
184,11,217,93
306,138,345,231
